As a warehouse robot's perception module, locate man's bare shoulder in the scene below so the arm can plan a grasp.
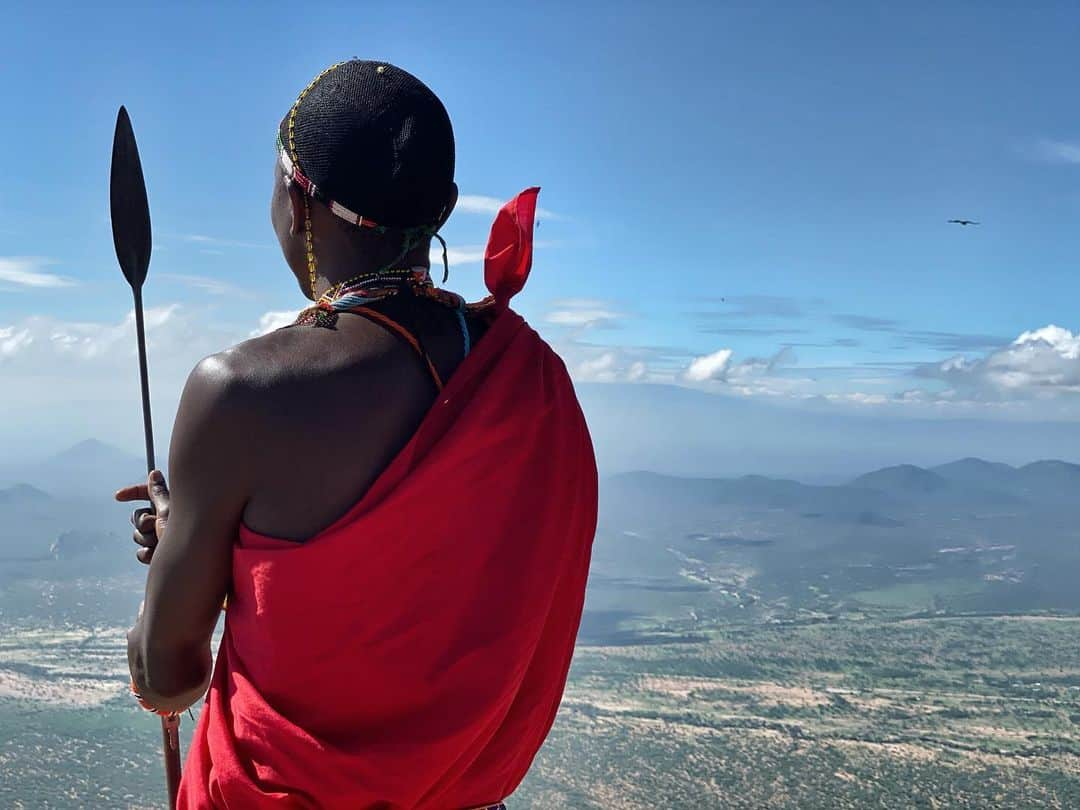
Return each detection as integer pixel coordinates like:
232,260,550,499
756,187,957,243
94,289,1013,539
193,325,375,391
177,329,311,432
173,320,432,521
173,330,345,466
182,322,411,431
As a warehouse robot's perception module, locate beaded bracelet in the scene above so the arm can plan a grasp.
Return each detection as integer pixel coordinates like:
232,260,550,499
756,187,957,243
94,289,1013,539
130,678,179,718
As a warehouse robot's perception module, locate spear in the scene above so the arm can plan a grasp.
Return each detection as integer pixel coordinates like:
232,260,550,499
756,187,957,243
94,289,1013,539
110,105,182,809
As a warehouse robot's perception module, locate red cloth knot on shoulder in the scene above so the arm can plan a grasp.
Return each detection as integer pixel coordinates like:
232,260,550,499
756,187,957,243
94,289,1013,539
483,187,540,308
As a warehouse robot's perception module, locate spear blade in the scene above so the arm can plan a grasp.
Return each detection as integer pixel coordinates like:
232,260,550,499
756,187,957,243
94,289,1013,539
109,104,156,472
110,106,152,290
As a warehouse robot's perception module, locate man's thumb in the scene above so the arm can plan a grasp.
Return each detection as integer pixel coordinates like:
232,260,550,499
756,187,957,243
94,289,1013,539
148,470,170,514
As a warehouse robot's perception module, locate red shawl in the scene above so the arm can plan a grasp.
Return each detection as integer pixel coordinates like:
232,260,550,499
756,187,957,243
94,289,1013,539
178,190,598,809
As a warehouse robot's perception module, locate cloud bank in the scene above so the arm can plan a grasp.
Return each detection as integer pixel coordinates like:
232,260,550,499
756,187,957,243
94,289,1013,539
919,325,1080,398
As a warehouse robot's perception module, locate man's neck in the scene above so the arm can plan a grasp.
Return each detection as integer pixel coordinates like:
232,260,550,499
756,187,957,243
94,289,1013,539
310,233,433,298
314,262,433,299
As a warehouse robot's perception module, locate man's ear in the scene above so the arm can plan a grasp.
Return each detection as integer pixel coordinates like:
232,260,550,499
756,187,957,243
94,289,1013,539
287,181,307,237
437,183,459,229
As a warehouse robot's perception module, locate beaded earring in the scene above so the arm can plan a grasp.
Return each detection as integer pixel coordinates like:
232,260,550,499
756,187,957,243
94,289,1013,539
284,62,344,301
282,173,318,299
304,198,317,299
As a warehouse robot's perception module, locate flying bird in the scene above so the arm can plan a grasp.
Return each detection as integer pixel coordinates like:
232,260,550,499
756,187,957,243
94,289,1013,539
948,219,980,226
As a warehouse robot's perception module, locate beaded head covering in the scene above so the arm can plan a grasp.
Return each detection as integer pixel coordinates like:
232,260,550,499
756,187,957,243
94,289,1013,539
279,60,456,296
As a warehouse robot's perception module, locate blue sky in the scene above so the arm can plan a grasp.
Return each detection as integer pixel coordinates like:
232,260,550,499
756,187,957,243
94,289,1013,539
2,3,1079,467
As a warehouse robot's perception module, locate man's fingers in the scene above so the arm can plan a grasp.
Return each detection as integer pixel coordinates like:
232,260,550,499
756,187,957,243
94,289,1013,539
132,528,157,548
134,513,157,534
122,472,168,561
115,484,150,503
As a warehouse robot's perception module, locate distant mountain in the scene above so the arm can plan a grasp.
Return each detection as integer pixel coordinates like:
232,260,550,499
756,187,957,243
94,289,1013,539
48,439,143,472
851,464,952,495
931,458,1017,489
0,483,52,505
1015,460,1080,501
602,456,1078,539
0,439,144,498
603,470,901,529
929,457,1079,504
849,461,1039,508
50,529,114,560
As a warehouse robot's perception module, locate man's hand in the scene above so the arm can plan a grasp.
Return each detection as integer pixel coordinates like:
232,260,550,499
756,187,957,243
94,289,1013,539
116,470,171,565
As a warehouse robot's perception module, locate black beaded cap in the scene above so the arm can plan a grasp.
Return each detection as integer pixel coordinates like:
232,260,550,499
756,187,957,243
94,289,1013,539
281,60,456,229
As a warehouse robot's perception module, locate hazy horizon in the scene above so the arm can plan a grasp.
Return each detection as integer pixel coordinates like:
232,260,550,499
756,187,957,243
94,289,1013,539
3,431,1079,495
3,4,1080,472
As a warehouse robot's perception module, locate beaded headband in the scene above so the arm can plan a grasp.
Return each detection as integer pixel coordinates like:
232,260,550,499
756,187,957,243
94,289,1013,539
276,133,386,233
278,127,451,285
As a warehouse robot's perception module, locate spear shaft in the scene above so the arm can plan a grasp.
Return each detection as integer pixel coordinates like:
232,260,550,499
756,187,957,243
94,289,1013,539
131,286,156,472
110,105,182,810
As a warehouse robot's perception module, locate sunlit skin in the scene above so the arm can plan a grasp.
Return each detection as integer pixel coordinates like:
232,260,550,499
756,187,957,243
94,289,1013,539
117,163,474,713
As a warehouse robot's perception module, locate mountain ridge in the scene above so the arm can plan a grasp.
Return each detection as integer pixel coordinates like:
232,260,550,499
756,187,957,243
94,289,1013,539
611,455,1078,490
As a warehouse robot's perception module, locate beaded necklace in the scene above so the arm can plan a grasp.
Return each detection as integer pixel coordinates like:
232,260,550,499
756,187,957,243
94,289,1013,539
294,265,466,329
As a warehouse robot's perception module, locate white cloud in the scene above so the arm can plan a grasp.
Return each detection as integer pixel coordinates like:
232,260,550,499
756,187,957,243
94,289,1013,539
824,392,890,406
0,305,244,374
0,326,32,357
139,305,181,331
572,351,651,383
683,346,814,396
577,352,618,380
430,240,556,270
545,298,625,329
0,257,76,288
921,324,1080,398
158,273,246,297
430,245,486,267
547,309,622,328
10,305,184,362
455,195,503,215
456,194,561,220
250,310,298,337
182,235,273,250
726,347,797,380
685,348,734,382
1033,139,1080,165
551,298,609,309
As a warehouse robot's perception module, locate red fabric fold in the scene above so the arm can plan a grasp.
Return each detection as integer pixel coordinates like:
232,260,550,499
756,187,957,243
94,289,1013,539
483,188,540,306
177,306,598,809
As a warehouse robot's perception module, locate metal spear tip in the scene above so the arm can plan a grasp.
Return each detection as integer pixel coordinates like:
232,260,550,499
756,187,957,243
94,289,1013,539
110,105,152,290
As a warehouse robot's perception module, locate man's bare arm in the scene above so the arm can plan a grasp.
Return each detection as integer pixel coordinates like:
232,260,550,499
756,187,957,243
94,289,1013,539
119,355,253,713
